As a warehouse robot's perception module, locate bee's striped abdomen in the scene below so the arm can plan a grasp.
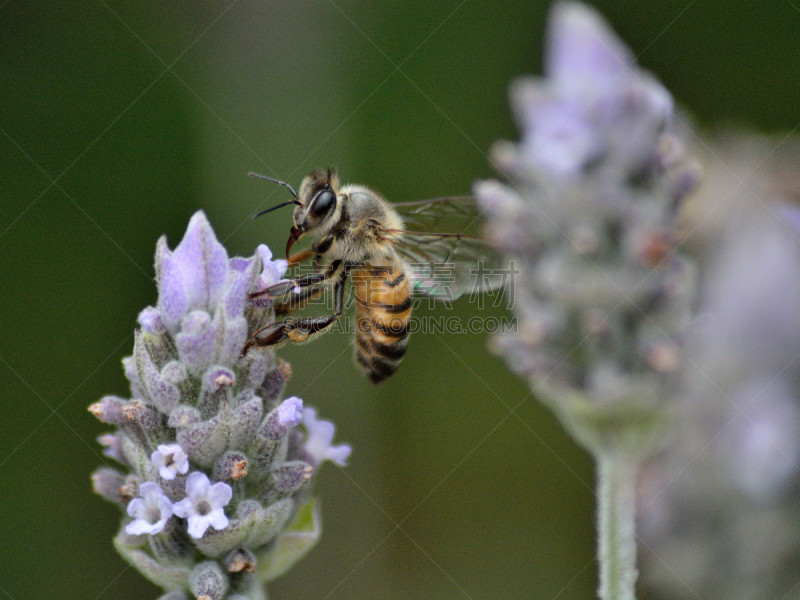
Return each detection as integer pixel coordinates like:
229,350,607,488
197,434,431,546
352,265,412,384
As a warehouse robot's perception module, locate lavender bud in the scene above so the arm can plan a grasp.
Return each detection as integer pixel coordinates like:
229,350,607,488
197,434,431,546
122,355,143,398
155,237,188,333
120,433,156,480
213,451,249,484
136,334,181,414
88,395,128,425
161,360,188,385
91,467,126,504
258,359,290,403
157,593,191,600
224,548,256,574
263,397,303,441
98,432,125,463
176,415,228,468
245,351,271,391
218,313,249,368
138,306,166,334
138,328,178,369
248,397,303,480
147,521,190,564
168,404,201,428
271,462,313,495
119,475,138,504
190,561,229,600
227,397,263,452
121,399,166,434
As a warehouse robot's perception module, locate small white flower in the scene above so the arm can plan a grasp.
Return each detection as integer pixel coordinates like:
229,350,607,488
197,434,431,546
302,407,352,467
276,396,303,428
125,482,173,536
173,472,232,538
151,443,189,481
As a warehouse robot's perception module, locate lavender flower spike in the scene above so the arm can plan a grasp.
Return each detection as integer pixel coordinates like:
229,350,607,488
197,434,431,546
90,211,351,599
476,4,698,600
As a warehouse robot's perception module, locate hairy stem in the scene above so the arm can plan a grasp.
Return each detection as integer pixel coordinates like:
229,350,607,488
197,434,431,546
597,453,638,600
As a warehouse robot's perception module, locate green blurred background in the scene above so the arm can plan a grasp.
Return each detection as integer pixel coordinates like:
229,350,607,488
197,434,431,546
1,1,798,598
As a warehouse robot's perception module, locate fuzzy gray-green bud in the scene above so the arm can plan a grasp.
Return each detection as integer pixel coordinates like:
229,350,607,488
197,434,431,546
214,452,249,484
190,561,229,600
157,592,191,600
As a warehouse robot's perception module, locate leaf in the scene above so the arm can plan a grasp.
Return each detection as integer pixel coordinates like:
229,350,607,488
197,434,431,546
257,498,321,583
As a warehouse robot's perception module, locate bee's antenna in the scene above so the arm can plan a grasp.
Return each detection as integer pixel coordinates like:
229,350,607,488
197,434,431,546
253,200,301,218
248,172,300,200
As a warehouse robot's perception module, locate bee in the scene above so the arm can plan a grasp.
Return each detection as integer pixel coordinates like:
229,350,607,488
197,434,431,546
243,167,503,383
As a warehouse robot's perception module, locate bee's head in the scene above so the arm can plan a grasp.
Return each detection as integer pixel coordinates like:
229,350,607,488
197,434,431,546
294,167,339,229
283,167,340,256
250,167,341,258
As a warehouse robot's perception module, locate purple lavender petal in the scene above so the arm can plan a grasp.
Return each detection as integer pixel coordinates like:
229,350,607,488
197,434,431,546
257,244,288,288
218,315,248,366
173,212,229,314
155,237,188,332
546,1,631,84
175,310,218,375
222,255,258,319
229,257,251,272
520,98,598,176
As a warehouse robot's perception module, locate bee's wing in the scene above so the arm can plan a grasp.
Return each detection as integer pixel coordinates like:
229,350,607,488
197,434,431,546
382,229,507,301
384,196,506,300
392,196,484,236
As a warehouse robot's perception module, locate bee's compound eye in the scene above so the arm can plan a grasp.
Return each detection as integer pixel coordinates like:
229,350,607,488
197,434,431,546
311,189,335,217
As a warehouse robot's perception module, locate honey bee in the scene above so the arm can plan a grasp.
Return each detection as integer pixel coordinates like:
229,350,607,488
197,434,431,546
243,167,503,383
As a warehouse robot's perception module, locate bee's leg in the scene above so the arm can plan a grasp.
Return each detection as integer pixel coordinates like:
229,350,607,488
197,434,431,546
274,284,323,315
283,232,334,268
272,247,345,312
242,272,346,353
288,248,314,267
248,257,339,300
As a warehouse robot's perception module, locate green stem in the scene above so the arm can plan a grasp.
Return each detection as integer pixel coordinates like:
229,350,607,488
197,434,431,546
597,453,639,600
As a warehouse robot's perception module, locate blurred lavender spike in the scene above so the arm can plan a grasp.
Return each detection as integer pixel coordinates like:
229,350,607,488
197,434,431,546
475,3,699,600
638,148,800,600
476,0,697,457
